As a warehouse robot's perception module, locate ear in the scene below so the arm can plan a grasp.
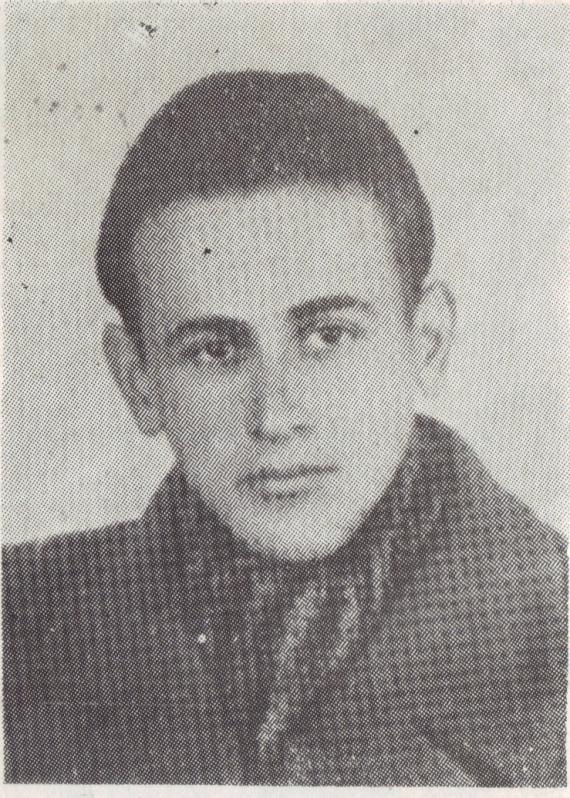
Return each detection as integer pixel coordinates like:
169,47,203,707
412,281,456,398
102,323,163,436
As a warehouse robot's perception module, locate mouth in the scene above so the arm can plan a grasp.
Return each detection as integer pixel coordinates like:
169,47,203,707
239,463,339,503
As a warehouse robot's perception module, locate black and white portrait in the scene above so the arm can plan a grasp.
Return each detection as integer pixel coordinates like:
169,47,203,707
3,2,568,789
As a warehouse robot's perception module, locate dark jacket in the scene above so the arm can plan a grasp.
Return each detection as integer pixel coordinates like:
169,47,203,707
3,416,567,785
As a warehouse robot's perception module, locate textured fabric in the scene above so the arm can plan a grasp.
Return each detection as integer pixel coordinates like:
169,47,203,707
3,415,567,785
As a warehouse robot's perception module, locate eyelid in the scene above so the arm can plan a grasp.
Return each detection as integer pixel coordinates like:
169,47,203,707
297,307,367,325
166,318,251,350
176,328,250,349
297,317,365,336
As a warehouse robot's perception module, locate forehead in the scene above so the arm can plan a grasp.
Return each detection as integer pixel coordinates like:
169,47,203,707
131,184,400,327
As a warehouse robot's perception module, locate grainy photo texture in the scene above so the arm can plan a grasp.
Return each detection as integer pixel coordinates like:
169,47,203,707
3,2,568,788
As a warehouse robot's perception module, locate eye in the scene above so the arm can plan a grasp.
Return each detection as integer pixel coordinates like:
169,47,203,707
181,337,242,368
300,324,360,356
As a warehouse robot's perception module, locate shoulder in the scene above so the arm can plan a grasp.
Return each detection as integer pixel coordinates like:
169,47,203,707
390,417,568,783
4,518,143,599
401,416,567,688
417,414,566,578
396,416,567,689
3,468,192,622
3,520,146,661
2,466,208,673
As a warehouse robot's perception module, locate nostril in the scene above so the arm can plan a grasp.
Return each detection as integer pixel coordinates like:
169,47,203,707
292,422,311,437
249,409,293,442
250,426,290,444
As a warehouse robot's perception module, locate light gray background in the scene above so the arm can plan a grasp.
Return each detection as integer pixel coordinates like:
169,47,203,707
4,2,569,545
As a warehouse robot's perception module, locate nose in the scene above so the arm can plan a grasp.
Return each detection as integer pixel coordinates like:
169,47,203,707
248,354,311,444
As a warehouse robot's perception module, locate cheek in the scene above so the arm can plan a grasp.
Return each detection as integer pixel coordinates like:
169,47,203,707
157,370,247,456
309,338,413,423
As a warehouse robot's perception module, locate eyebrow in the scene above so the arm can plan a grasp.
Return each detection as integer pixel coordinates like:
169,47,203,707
164,295,374,348
288,294,374,321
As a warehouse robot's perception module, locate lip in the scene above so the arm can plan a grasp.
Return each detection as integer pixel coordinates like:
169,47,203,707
239,463,339,499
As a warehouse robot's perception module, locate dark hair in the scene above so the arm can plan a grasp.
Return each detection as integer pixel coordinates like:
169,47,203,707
96,70,434,338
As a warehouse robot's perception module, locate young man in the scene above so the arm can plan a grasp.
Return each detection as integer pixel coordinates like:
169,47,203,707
4,71,566,786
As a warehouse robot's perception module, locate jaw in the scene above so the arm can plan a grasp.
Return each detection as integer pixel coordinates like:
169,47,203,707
208,479,386,563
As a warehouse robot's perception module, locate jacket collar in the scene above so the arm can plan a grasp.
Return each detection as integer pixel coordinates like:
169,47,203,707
139,414,453,782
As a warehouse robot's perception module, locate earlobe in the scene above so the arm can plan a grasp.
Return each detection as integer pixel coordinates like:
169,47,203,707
412,281,456,398
102,323,163,436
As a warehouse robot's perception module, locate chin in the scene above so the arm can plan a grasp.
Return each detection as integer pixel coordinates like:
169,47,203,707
230,514,360,563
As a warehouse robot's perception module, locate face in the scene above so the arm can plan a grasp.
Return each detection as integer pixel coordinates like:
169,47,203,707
107,184,452,561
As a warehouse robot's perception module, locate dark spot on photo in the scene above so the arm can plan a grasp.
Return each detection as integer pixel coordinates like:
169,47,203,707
204,247,212,255
21,282,28,290
414,129,419,135
7,237,13,243
57,62,67,72
139,21,158,37
49,100,60,113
